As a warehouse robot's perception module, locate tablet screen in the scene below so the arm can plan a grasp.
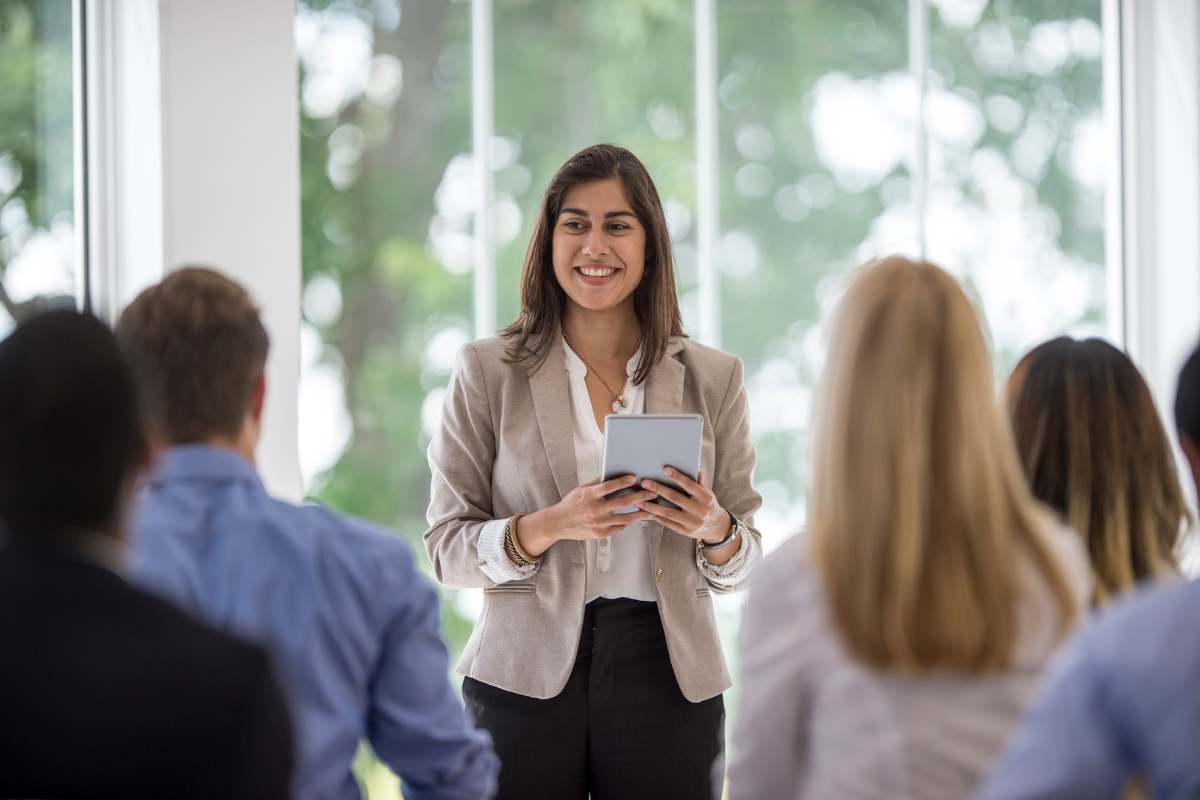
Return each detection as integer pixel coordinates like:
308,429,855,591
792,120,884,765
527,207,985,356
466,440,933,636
601,414,703,514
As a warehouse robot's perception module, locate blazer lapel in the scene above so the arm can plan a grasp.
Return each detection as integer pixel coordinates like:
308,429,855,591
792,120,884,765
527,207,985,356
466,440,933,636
644,338,687,571
527,335,579,502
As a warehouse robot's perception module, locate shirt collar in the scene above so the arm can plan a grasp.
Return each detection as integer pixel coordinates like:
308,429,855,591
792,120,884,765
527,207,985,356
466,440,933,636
148,444,264,489
560,332,642,380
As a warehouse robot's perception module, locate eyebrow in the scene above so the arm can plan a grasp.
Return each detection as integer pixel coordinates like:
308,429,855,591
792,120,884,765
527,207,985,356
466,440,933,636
559,207,637,220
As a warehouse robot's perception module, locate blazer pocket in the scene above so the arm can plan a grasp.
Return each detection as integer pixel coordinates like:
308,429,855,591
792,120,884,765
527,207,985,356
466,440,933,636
695,587,712,598
484,581,536,594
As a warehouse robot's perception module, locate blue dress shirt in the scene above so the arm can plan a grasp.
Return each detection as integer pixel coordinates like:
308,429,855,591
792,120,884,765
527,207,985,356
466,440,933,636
977,578,1200,799
130,445,498,800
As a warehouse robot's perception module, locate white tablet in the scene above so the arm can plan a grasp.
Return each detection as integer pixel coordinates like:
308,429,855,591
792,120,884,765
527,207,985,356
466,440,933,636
601,413,704,514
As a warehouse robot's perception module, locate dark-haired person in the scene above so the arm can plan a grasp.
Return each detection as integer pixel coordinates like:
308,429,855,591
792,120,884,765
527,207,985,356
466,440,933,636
426,143,763,799
118,268,498,800
978,340,1200,798
1006,337,1190,603
0,310,293,799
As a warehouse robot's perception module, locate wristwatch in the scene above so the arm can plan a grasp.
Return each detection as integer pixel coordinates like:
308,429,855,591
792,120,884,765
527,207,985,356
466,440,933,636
697,511,745,553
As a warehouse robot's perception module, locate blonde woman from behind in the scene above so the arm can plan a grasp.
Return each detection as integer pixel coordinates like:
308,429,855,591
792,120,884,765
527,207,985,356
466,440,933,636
728,257,1090,800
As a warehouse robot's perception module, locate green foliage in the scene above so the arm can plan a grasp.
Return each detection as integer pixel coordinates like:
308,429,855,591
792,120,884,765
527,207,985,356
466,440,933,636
0,0,74,322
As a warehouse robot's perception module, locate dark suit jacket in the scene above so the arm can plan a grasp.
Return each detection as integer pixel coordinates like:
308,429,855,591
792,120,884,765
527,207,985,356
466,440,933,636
0,535,294,799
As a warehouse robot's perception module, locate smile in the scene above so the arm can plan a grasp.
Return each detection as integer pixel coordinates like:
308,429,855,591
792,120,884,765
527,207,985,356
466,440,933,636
576,266,618,278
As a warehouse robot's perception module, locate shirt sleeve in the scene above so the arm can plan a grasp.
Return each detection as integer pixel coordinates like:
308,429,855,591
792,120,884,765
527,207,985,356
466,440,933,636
425,343,513,589
695,523,761,588
477,517,538,584
368,545,500,800
975,624,1132,800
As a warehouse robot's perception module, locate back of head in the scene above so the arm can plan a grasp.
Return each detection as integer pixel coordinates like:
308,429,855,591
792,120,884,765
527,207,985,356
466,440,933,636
115,267,269,445
1007,337,1187,602
1177,341,1200,449
0,310,145,537
809,256,1077,673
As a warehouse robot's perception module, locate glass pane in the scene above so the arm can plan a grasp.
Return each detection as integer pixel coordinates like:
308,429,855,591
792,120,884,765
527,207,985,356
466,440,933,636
927,0,1106,369
717,0,912,554
296,1,472,793
0,0,77,339
493,0,697,329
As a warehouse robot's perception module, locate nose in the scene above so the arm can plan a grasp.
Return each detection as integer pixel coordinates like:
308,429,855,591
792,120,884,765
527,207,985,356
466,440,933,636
581,227,609,257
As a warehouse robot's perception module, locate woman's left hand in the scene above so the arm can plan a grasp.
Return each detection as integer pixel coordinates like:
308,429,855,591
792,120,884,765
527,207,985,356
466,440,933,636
637,467,731,544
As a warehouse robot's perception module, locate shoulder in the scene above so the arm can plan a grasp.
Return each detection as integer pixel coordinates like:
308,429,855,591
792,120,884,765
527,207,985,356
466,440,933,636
673,338,745,402
461,334,511,363
121,576,274,683
675,337,743,376
1035,513,1093,605
745,533,822,628
300,504,435,619
1090,578,1200,662
300,502,418,576
456,334,527,390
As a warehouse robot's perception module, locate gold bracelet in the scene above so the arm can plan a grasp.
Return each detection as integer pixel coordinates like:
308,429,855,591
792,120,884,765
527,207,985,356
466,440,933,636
503,513,537,566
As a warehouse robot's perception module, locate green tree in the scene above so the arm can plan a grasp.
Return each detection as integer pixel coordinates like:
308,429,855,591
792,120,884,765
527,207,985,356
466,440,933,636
0,0,75,325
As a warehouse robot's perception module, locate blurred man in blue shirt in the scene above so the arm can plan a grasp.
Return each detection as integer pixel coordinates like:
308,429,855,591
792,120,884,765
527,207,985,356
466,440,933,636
118,267,498,800
977,342,1200,800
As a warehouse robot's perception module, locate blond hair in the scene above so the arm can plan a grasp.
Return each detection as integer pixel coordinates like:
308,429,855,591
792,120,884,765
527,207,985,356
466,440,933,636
809,257,1077,672
1007,337,1189,603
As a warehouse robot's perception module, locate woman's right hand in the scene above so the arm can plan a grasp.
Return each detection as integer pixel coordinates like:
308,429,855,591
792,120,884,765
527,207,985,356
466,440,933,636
516,475,655,557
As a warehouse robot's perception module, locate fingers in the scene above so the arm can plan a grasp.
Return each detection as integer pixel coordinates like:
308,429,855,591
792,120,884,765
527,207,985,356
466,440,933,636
663,466,706,494
595,474,639,497
636,505,692,536
637,499,693,528
640,478,702,513
599,488,656,514
585,511,653,539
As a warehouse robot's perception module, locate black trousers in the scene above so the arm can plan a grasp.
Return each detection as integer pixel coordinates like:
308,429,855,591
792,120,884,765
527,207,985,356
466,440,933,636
462,598,725,800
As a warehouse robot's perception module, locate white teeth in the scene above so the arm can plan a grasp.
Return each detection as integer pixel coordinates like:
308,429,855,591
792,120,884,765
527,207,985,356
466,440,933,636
579,267,616,278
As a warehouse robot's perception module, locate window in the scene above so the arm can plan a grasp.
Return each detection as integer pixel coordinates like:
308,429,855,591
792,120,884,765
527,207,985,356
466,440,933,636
0,0,79,339
296,1,1109,792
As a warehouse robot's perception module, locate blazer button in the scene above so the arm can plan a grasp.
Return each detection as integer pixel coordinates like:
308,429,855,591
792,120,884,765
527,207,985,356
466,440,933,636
656,568,663,580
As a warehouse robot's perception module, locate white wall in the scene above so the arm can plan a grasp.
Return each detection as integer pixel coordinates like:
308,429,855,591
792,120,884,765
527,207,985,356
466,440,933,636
89,0,303,500
1123,0,1200,421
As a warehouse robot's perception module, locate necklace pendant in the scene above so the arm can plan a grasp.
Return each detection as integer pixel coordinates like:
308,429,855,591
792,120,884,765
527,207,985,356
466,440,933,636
612,395,626,413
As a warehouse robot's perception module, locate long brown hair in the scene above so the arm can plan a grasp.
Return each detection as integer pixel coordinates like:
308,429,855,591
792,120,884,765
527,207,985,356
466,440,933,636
1007,337,1189,602
809,256,1078,673
500,144,684,384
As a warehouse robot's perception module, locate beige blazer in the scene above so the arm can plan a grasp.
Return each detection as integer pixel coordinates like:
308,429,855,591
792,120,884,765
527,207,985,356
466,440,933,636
425,333,763,701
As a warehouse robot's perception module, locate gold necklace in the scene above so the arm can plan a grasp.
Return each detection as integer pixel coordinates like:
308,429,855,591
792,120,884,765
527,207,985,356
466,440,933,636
564,335,629,413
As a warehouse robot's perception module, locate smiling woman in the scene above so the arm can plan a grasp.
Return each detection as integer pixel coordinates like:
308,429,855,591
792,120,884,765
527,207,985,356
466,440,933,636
425,143,765,798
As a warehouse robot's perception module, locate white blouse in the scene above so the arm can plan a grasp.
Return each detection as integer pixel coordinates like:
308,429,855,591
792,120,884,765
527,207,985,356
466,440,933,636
476,335,756,597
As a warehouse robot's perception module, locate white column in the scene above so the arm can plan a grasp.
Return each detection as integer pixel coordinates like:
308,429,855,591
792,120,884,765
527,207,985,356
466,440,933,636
471,0,496,340
695,0,720,348
1120,0,1200,415
88,0,303,501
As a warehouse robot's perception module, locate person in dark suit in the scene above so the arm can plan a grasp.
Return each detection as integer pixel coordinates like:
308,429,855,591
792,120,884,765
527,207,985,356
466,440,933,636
0,310,295,799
